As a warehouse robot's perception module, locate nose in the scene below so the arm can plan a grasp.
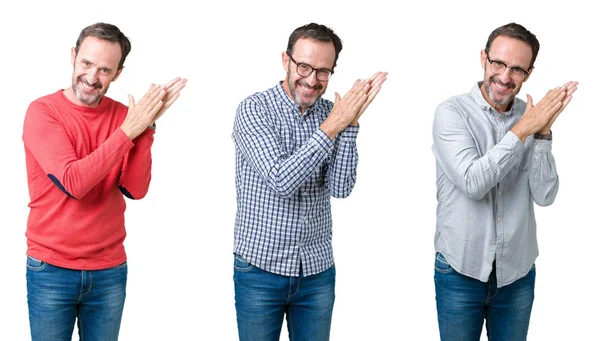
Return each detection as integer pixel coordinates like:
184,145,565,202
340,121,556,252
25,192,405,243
497,68,512,84
85,69,99,85
304,70,319,86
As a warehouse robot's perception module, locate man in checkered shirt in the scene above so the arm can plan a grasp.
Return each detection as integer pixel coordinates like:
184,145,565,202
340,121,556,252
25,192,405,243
232,22,387,340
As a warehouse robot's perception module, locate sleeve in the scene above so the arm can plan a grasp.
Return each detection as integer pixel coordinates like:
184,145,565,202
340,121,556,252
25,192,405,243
528,140,559,206
325,125,359,198
431,102,525,200
22,101,134,199
118,128,155,199
232,98,333,198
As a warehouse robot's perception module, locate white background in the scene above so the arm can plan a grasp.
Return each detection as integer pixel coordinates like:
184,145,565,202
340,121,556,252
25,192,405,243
1,0,597,340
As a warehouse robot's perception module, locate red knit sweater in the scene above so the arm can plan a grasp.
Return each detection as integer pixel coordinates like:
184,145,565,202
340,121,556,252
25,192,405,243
22,90,154,270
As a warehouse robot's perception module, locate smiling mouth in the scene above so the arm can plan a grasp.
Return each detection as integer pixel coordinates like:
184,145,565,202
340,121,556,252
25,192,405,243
297,80,322,93
491,77,515,92
78,77,101,91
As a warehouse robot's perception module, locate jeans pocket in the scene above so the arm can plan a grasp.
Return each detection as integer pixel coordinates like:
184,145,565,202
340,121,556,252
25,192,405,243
233,254,254,272
26,256,48,271
434,252,453,274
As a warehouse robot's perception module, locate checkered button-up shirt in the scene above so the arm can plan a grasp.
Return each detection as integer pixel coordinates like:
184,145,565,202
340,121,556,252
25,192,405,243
233,82,359,277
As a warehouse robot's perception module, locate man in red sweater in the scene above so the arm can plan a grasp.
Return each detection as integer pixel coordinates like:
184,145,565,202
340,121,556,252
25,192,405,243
22,22,186,341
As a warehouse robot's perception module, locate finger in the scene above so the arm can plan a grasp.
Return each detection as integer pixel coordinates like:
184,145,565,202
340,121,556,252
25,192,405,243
358,84,383,116
367,76,387,96
128,94,135,108
164,78,188,93
537,88,566,113
348,82,370,110
369,72,387,85
160,92,181,112
137,85,166,113
163,77,182,90
556,95,573,115
562,81,578,90
331,92,342,113
548,99,569,126
350,91,369,114
149,100,164,119
164,80,187,100
344,79,365,99
526,94,533,111
143,89,166,116
565,85,578,97
365,85,383,103
339,79,366,109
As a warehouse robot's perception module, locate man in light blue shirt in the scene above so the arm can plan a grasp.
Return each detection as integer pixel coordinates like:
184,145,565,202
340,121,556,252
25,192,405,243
432,22,578,341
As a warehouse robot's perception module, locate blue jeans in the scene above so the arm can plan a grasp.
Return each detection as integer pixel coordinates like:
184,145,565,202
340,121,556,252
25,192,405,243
26,256,127,341
233,254,335,341
434,252,535,341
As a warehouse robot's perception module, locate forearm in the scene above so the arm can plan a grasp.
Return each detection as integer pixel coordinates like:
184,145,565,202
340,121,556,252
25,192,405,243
326,126,359,198
234,128,333,198
25,129,133,199
529,140,559,206
433,103,526,200
119,128,155,199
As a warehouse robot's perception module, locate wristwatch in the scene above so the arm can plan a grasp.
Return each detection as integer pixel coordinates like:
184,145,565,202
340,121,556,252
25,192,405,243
534,131,552,140
148,123,156,130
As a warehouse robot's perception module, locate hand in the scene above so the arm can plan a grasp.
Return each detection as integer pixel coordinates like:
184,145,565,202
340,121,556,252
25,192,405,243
320,79,370,139
510,85,568,142
151,77,188,125
350,71,388,126
538,81,578,134
121,84,165,140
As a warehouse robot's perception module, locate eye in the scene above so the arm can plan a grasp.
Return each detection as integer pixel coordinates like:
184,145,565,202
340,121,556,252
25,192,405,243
317,69,331,78
100,68,110,75
298,63,312,73
492,61,506,68
511,67,527,76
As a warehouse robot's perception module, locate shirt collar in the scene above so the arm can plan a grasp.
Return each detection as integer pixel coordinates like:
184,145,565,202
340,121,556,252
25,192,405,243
276,81,300,111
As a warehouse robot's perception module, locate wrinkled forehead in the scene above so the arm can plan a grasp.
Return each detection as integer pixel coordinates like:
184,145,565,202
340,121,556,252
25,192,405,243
488,35,533,68
75,36,122,68
290,38,336,69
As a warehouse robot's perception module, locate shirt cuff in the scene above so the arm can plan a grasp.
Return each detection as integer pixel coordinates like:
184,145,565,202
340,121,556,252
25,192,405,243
340,125,360,141
504,131,526,166
533,139,552,152
315,129,334,151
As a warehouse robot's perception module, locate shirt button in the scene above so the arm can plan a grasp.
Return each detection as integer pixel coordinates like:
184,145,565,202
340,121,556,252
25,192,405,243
497,217,502,222
498,191,502,196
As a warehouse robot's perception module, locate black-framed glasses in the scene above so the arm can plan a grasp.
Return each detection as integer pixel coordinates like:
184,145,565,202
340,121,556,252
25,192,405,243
287,53,334,81
486,55,530,80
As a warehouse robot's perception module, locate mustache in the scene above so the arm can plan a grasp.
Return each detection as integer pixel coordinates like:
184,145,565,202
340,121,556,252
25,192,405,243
296,79,323,91
77,76,102,89
490,76,516,89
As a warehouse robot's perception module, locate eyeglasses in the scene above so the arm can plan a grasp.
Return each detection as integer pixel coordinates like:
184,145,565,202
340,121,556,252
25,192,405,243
287,53,334,81
486,55,530,80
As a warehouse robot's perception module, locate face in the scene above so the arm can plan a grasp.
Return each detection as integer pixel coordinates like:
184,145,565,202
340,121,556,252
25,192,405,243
67,36,123,108
480,35,533,111
282,38,336,111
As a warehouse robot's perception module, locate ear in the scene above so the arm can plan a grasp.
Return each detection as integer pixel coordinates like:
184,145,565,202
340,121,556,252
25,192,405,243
112,67,124,82
480,50,487,70
71,47,77,66
523,66,534,82
282,51,290,72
